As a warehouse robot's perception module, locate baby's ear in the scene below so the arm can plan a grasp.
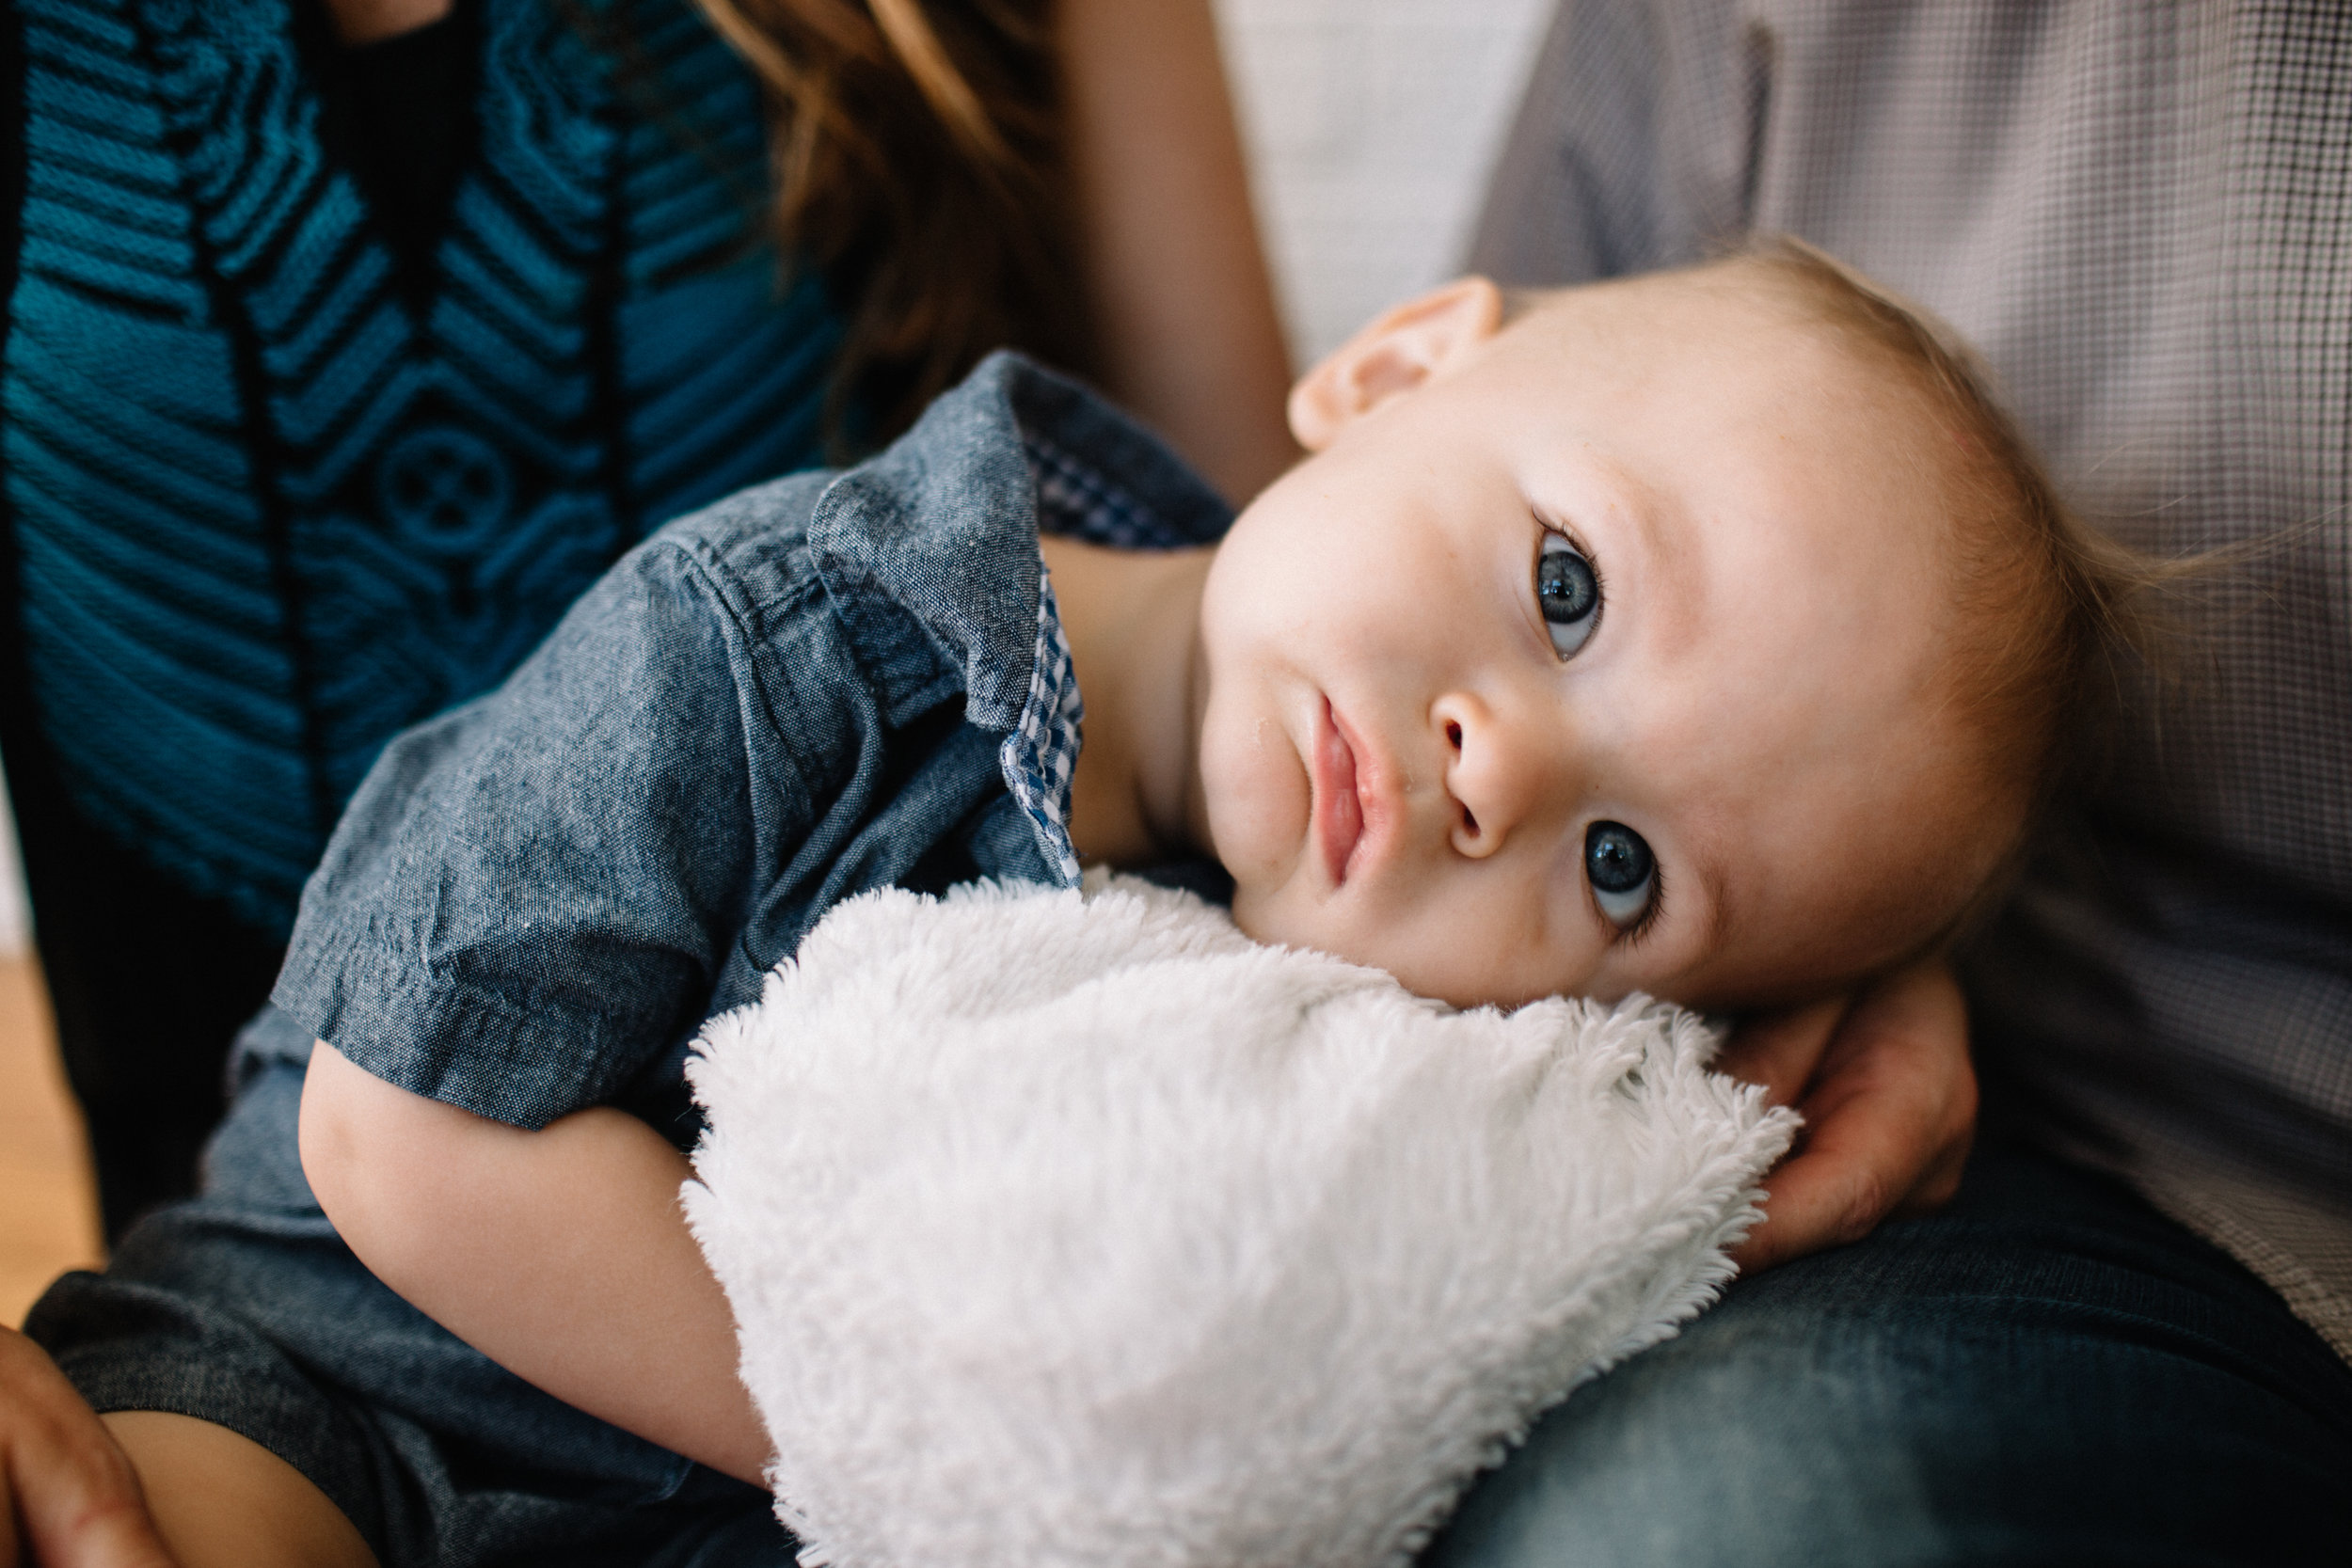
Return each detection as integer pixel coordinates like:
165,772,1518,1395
1287,277,1504,451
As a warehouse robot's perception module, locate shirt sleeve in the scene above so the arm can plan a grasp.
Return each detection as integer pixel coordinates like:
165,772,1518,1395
271,530,825,1130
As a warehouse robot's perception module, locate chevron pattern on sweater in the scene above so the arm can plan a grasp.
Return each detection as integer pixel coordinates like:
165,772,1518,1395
4,0,835,934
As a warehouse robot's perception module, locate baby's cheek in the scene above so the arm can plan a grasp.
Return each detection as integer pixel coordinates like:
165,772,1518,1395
1225,885,1376,982
1244,899,1559,1011
1198,747,1307,892
1379,904,1613,1011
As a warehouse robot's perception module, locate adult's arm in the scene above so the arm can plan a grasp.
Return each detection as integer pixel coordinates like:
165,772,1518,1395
1058,0,1298,500
1718,955,1979,1272
0,1328,178,1568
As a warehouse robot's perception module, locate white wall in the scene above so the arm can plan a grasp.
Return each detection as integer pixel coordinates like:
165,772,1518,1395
1214,0,1552,366
0,1,1552,958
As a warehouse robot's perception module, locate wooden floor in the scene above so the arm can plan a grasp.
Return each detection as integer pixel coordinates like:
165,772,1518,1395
0,955,103,1327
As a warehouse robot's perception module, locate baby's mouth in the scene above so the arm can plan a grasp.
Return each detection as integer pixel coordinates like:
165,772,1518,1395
1314,697,1366,887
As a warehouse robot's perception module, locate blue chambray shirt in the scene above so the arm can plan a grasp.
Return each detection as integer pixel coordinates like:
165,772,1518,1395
264,354,1233,1144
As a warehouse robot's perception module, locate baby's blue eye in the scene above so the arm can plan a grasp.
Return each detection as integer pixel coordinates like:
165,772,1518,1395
1535,534,1600,658
1584,820,1655,927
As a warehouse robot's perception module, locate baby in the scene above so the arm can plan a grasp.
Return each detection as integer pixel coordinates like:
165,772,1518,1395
32,242,2129,1565
1054,242,2103,1012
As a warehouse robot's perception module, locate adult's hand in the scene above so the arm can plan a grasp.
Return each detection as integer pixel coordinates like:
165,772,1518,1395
0,1326,177,1568
1716,955,1979,1274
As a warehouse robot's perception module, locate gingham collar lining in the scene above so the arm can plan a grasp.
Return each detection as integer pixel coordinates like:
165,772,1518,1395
1003,431,1200,884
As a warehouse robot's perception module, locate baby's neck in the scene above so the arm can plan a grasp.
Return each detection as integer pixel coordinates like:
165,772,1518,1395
1037,534,1215,868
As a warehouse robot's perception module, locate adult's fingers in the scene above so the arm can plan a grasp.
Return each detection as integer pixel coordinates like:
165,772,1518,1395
1728,958,1978,1274
0,1328,179,1568
1713,990,1850,1108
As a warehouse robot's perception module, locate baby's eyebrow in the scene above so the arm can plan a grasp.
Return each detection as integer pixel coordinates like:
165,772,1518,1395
1561,451,1705,656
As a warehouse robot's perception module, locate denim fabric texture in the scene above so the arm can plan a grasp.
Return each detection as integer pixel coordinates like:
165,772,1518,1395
27,354,1232,1566
1424,1144,2352,1568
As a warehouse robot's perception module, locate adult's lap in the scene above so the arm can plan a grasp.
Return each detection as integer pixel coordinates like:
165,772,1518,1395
1426,1143,2352,1568
35,1072,2349,1566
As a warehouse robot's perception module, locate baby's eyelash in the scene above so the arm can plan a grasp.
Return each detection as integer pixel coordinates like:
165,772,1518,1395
1610,864,1666,950
1534,515,1608,594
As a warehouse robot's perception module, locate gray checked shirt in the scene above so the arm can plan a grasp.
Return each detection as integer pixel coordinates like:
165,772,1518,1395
1472,0,2352,1358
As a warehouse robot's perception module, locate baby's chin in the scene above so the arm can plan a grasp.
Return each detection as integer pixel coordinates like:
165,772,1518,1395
1228,894,1593,1013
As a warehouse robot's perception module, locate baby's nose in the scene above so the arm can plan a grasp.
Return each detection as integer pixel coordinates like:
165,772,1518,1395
1434,692,1550,859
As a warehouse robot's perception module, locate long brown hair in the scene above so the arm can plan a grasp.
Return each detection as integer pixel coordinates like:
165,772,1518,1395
691,0,1090,444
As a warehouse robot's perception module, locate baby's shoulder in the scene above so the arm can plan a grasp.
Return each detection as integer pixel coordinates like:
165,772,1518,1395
640,467,840,616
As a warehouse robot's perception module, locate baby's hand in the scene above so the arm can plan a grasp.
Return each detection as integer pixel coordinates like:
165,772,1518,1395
1715,956,1978,1273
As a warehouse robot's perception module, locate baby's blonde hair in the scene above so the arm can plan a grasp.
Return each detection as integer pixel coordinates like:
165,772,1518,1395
1723,237,2164,837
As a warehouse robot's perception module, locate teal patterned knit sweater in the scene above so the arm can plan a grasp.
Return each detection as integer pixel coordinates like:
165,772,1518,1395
0,0,836,936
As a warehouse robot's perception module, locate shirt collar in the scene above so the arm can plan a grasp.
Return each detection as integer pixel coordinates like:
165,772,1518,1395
805,353,1233,882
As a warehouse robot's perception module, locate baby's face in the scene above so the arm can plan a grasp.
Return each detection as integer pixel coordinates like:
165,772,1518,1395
1190,267,2007,1010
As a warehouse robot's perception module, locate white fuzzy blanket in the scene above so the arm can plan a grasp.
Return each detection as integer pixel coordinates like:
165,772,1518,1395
684,875,1796,1568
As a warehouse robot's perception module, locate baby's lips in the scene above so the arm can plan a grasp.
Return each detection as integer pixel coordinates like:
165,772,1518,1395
1314,697,1366,887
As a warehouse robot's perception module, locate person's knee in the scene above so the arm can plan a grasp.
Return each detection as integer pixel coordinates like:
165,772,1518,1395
1423,1304,1951,1568
1422,1181,2352,1568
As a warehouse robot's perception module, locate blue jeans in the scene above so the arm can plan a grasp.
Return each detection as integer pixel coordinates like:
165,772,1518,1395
1425,1143,2352,1568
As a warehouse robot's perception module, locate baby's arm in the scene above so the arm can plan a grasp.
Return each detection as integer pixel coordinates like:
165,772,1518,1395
268,529,815,1484
297,1043,770,1484
1716,955,1978,1271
